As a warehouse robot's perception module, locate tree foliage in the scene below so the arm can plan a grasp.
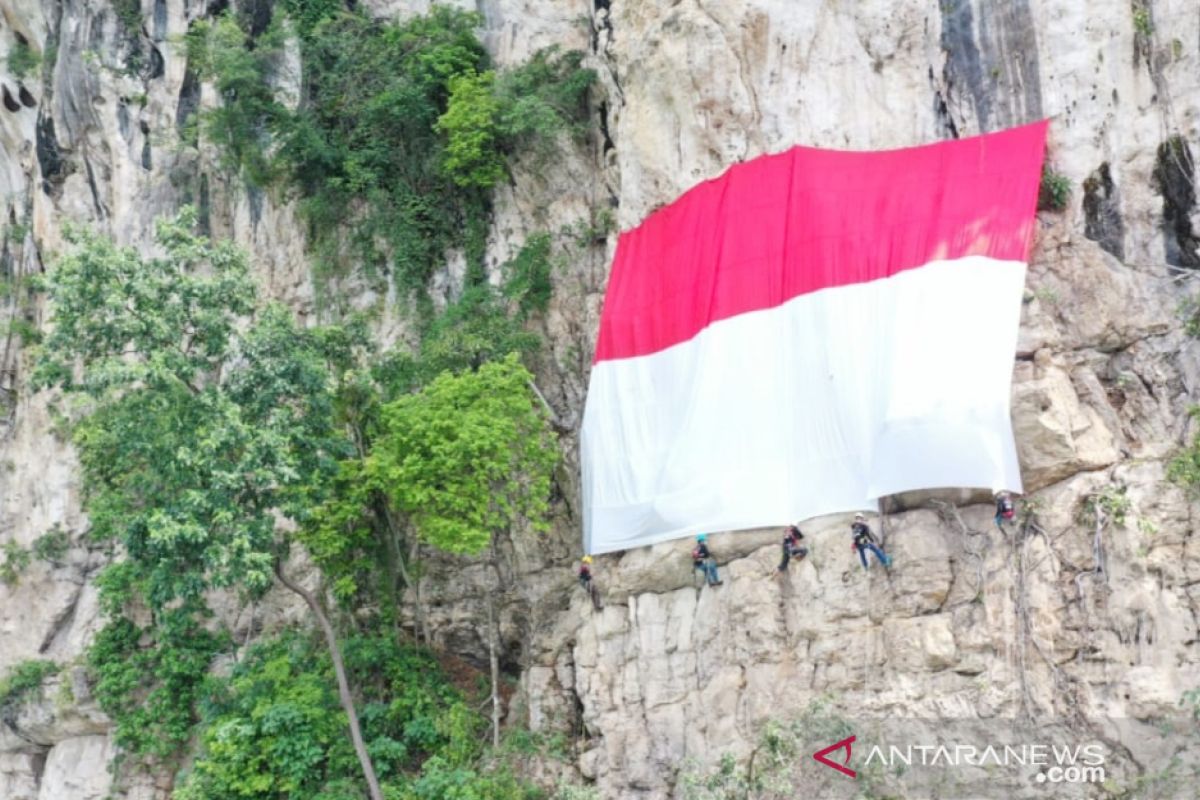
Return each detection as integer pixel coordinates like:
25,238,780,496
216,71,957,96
88,609,225,759
34,209,254,397
373,285,542,398
2,3,605,797
185,15,284,182
36,211,347,609
34,210,353,764
35,209,573,795
371,355,558,555
188,5,593,296
177,630,541,800
438,70,506,189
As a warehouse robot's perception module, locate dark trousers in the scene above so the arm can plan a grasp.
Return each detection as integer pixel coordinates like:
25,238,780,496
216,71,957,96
778,546,807,571
856,542,888,569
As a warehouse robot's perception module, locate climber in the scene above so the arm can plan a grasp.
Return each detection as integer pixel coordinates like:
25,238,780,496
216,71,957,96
692,534,723,586
578,556,601,611
777,525,808,572
850,513,891,570
994,491,1016,529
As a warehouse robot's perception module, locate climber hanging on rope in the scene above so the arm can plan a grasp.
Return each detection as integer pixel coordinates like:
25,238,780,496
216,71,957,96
578,556,602,611
994,491,1016,530
692,534,723,586
777,525,808,572
851,513,891,570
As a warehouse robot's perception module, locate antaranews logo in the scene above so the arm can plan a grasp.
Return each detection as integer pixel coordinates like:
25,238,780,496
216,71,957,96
811,733,1109,788
812,735,857,779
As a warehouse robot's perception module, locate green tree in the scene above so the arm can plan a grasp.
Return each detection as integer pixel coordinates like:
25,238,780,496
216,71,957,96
187,6,592,299
36,210,385,799
178,631,502,800
300,285,546,644
437,70,506,188
373,354,557,555
371,354,558,745
272,6,494,291
186,15,284,181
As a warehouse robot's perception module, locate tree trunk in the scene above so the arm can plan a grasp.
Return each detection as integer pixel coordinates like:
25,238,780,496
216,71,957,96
275,562,385,800
485,590,501,749
485,538,506,749
377,499,429,642
372,497,406,634
409,537,430,644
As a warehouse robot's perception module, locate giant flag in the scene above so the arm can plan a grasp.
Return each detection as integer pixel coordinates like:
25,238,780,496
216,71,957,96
581,121,1048,555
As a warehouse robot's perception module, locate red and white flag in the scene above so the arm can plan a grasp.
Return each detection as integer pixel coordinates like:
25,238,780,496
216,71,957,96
582,121,1048,554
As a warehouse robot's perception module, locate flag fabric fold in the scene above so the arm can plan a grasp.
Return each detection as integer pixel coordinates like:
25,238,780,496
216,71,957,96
582,121,1048,555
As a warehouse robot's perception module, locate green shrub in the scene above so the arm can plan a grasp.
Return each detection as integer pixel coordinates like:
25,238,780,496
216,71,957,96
1079,484,1131,527
502,233,554,316
1168,407,1200,490
438,70,506,189
1179,297,1200,338
1133,6,1153,37
0,660,59,712
496,46,595,150
0,541,31,586
88,610,225,761
176,630,526,800
31,527,70,564
7,39,41,79
189,5,592,297
373,285,541,397
113,0,143,35
398,756,540,800
186,15,284,184
277,0,344,38
1038,166,1072,211
4,318,41,346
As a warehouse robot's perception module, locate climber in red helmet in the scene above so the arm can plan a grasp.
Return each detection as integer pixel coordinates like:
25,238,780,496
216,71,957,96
777,525,808,572
994,491,1016,530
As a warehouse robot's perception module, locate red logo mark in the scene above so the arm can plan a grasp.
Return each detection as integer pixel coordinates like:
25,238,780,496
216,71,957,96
813,735,857,778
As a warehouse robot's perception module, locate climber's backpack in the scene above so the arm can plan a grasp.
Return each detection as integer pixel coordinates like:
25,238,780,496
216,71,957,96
1000,498,1015,519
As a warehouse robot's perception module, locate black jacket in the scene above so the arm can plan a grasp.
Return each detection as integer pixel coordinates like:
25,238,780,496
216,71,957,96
851,522,876,546
783,528,805,553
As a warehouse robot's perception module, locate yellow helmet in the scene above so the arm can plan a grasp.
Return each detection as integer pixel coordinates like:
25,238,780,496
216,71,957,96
582,555,593,564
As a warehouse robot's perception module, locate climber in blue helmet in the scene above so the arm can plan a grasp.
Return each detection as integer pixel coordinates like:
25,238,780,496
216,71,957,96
994,491,1016,530
692,534,723,586
850,513,891,570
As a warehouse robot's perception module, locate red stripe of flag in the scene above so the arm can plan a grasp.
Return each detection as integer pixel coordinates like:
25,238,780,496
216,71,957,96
594,120,1048,363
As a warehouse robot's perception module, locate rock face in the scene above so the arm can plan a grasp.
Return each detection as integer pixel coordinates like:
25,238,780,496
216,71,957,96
0,1,1198,798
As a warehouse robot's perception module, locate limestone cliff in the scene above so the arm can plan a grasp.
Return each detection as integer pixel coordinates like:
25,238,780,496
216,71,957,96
1,1,1198,798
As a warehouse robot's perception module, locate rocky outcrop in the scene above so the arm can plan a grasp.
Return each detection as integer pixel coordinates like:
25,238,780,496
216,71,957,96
0,0,1198,798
